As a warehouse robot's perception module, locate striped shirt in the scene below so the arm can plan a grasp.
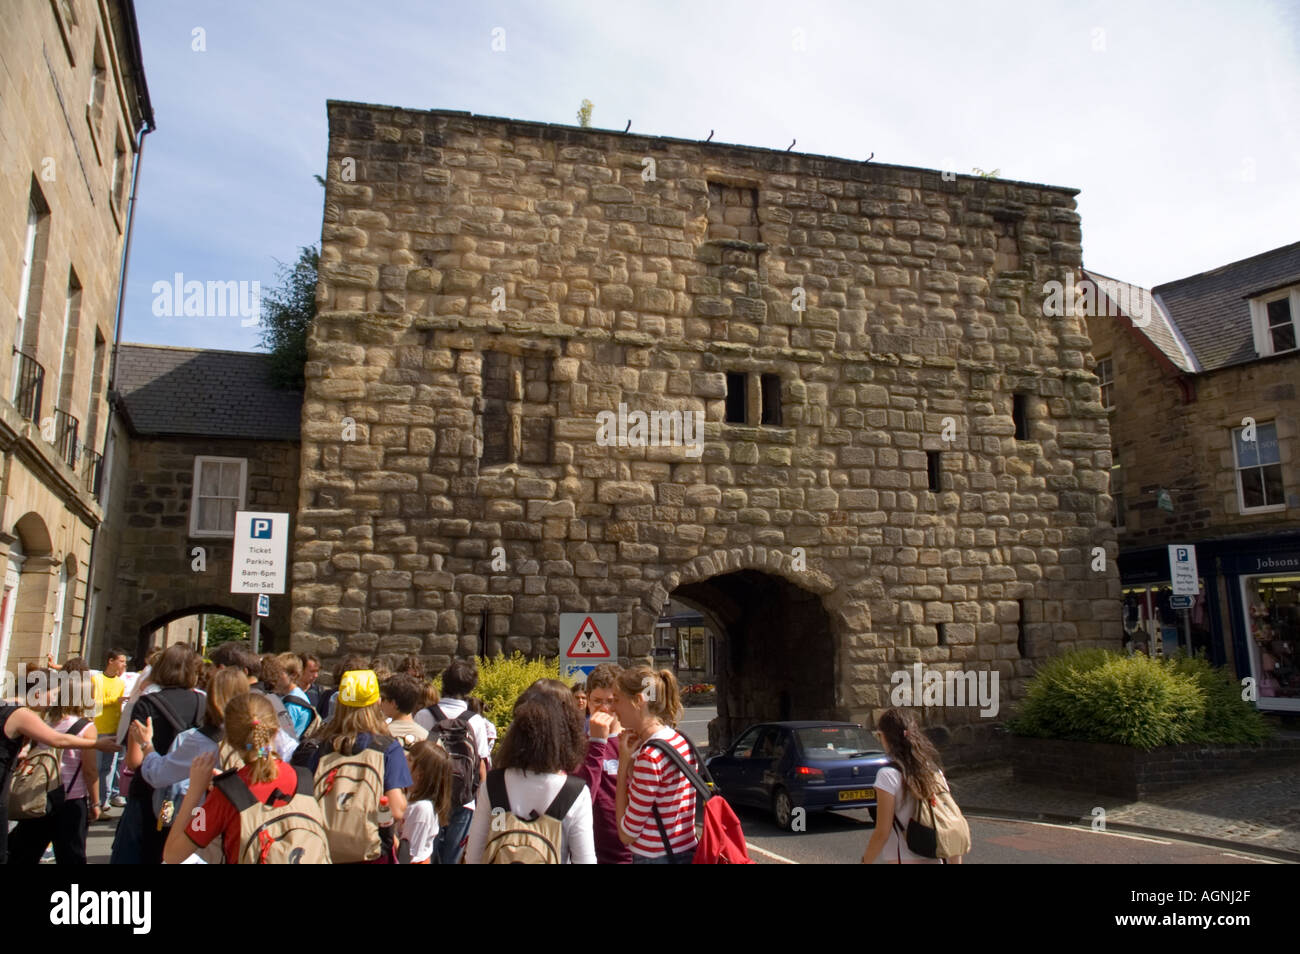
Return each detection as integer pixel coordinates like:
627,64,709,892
621,728,698,858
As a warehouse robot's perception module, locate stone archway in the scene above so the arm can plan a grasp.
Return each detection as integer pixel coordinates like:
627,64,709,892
136,604,264,667
639,545,869,750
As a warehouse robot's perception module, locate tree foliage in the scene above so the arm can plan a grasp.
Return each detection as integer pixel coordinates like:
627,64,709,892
257,244,318,390
204,615,250,652
576,99,594,128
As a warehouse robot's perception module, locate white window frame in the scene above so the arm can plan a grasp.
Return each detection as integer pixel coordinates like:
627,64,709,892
1231,421,1286,514
1096,356,1114,411
1111,451,1125,532
190,456,248,538
13,203,39,403
1249,287,1300,358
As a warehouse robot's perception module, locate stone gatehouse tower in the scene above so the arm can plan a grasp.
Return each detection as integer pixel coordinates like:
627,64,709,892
295,100,1121,744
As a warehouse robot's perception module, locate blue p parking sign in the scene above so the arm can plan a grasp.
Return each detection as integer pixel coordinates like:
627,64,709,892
252,518,272,539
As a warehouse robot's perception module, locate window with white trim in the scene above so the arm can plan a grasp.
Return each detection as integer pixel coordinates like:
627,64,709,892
190,457,247,536
1231,422,1285,512
1111,448,1125,531
1249,287,1300,357
1096,356,1114,411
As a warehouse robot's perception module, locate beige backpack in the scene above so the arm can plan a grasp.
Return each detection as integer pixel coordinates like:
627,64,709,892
211,766,332,864
890,765,971,860
480,770,584,864
313,738,388,863
7,719,89,820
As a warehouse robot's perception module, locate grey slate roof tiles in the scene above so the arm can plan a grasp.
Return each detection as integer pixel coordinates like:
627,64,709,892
116,344,302,441
1151,241,1300,373
1083,269,1196,373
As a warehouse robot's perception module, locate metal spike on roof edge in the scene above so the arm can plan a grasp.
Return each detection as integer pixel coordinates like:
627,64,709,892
787,138,796,152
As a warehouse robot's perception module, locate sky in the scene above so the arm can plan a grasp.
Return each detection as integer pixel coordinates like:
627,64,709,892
123,0,1300,353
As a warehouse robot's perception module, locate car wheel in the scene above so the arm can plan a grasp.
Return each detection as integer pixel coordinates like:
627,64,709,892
773,788,796,832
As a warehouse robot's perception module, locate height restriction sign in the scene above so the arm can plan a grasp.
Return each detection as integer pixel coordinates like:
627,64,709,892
560,613,617,682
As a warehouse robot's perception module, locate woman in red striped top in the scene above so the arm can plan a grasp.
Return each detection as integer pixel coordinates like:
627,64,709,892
613,667,698,864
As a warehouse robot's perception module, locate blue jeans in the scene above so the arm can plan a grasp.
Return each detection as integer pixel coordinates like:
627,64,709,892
435,805,473,864
97,749,120,806
633,846,697,864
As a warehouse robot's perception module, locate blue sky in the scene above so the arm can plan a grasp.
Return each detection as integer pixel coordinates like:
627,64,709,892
125,0,1300,352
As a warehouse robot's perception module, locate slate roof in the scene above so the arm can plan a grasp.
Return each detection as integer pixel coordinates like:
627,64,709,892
1151,241,1300,372
115,344,302,440
1083,269,1196,373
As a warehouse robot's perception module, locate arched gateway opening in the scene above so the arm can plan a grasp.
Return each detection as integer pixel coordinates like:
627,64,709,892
668,571,836,751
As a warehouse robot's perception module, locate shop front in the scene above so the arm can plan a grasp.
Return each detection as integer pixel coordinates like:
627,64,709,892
1117,549,1219,664
1222,544,1300,713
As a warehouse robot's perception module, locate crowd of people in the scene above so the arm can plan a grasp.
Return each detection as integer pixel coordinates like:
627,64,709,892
2,643,962,864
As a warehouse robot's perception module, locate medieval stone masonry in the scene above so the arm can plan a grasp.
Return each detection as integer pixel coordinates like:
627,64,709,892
296,101,1121,742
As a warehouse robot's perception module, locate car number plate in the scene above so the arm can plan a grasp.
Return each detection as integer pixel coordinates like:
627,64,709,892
838,788,874,802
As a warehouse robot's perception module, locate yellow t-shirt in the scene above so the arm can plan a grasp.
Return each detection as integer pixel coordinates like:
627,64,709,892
93,673,125,734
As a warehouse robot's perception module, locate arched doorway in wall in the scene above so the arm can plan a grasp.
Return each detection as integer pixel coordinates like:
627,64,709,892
136,604,259,667
6,513,54,670
667,570,837,751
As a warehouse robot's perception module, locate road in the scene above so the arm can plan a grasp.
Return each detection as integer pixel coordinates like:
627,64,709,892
677,705,1273,865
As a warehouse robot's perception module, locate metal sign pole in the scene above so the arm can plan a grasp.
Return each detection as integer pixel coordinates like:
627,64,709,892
250,596,261,654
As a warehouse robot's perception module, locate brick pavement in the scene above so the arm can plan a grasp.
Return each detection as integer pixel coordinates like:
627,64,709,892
950,761,1300,856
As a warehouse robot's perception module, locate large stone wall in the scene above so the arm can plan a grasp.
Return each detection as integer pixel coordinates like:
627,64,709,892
295,101,1122,734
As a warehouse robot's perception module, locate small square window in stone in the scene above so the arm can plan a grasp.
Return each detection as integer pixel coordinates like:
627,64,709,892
725,372,748,424
1012,393,1029,440
760,373,782,425
1266,297,1297,353
1233,421,1284,510
707,183,760,243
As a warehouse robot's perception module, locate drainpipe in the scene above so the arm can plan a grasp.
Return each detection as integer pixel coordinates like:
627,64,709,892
79,116,154,664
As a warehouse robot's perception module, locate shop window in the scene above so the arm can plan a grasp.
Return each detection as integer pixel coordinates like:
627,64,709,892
1232,421,1285,512
1243,575,1300,703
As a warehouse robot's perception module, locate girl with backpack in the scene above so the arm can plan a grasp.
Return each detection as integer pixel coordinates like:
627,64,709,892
0,693,116,865
7,669,100,864
110,644,205,864
399,740,452,863
163,693,330,864
463,684,595,864
860,707,966,864
296,670,411,863
613,667,699,864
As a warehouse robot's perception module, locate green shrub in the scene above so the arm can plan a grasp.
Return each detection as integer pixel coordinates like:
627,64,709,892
471,653,566,737
1007,649,1272,749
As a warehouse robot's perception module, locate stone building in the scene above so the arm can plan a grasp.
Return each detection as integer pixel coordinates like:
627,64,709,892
296,101,1121,744
1084,242,1300,716
0,0,152,673
99,344,302,659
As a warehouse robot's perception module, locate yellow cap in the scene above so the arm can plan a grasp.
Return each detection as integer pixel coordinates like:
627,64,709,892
338,669,380,707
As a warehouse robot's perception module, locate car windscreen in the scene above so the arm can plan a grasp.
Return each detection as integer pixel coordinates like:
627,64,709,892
794,726,881,759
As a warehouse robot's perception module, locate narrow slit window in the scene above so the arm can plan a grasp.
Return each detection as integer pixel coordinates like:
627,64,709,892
927,451,941,492
1017,601,1027,658
725,372,748,424
1012,393,1029,440
937,623,947,646
760,373,781,425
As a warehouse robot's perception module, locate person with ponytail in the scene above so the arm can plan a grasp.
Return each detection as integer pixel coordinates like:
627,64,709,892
860,707,963,864
612,666,699,864
163,693,317,864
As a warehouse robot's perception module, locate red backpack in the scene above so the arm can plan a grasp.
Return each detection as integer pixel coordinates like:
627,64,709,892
644,738,753,865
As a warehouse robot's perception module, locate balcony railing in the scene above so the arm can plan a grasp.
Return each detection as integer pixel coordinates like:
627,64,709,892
53,408,79,469
12,348,44,423
80,447,103,498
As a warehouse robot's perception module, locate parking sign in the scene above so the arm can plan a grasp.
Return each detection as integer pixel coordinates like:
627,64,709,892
1168,544,1199,596
231,511,290,594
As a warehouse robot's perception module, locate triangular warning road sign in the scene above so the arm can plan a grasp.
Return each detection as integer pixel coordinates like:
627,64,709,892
566,616,611,657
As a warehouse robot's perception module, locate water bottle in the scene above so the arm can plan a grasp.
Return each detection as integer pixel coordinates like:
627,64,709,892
378,795,393,830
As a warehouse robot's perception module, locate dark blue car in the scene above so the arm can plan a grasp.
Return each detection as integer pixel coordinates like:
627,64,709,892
705,721,891,831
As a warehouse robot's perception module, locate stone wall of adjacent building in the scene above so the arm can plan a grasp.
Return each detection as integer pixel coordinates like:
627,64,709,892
103,436,300,657
295,101,1122,735
1087,317,1299,546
